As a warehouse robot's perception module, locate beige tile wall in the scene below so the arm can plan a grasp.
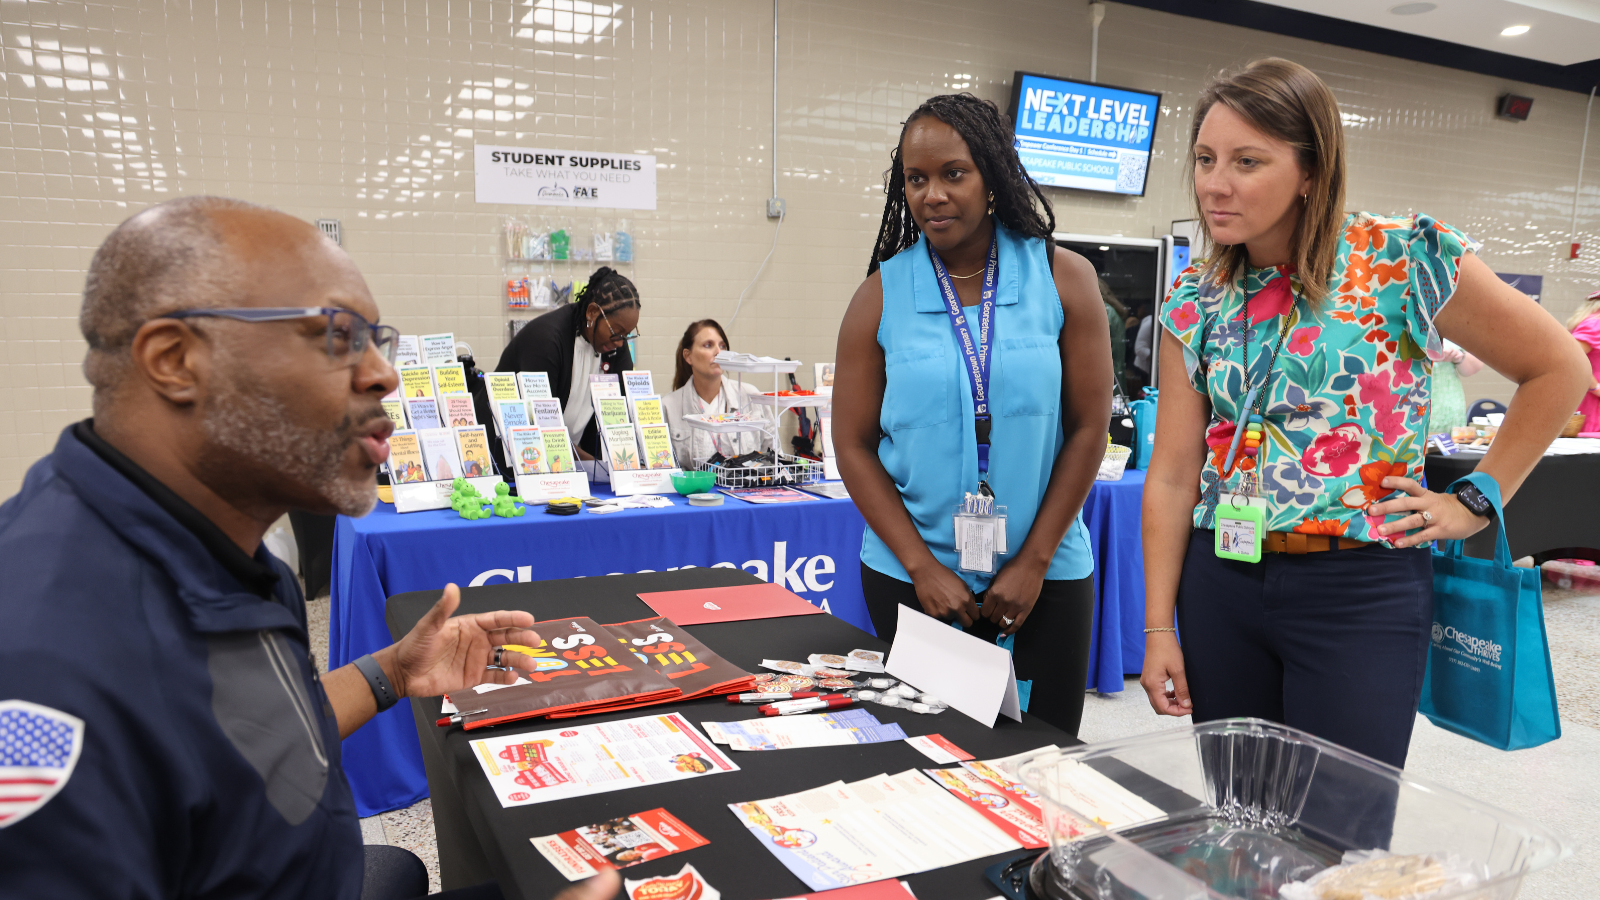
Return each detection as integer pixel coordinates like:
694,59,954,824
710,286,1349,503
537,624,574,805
1,0,1595,496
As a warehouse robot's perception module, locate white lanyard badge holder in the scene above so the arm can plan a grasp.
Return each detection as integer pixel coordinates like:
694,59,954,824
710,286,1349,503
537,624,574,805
930,236,1004,575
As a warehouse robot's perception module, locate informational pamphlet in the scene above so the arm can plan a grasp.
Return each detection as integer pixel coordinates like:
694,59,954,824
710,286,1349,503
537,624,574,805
497,399,531,430
507,426,549,475
399,364,435,398
393,335,423,367
542,428,575,473
455,425,493,477
405,397,441,430
639,425,675,469
904,735,973,765
922,765,1047,848
625,864,719,900
630,396,665,427
387,430,427,484
962,754,1162,837
596,396,631,427
470,713,738,808
532,808,710,880
419,427,465,482
530,398,565,428
443,394,478,427
420,331,457,365
433,363,469,395
622,371,655,398
729,770,1019,890
605,423,641,470
702,709,906,752
589,373,623,398
518,371,553,400
486,372,522,402
720,487,818,504
381,398,408,429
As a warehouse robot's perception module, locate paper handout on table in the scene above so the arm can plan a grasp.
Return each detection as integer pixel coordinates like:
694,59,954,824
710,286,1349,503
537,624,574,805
769,881,918,900
729,770,1020,891
532,807,709,880
625,864,719,900
471,712,737,808
702,709,906,751
904,734,973,764
921,766,1046,849
976,754,1164,838
887,604,1019,726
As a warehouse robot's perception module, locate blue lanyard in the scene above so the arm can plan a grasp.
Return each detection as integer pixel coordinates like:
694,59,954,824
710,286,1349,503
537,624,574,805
928,234,998,474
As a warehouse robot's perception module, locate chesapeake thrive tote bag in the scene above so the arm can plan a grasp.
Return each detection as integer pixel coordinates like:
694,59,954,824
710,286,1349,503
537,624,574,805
1419,472,1560,750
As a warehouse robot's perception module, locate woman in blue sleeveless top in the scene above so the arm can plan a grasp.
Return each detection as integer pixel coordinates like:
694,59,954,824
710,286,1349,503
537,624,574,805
832,94,1112,734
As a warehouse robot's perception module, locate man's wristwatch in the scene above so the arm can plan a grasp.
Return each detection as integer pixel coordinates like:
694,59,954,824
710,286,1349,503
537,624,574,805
1452,483,1494,519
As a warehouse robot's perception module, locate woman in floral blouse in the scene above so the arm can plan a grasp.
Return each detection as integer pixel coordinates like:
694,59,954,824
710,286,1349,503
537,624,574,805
1140,58,1590,767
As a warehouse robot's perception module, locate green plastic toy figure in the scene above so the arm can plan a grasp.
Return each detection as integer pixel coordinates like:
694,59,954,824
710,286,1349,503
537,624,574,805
491,482,525,518
450,477,490,520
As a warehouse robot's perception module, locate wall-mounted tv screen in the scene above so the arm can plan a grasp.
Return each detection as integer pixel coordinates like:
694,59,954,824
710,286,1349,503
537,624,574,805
1007,72,1160,197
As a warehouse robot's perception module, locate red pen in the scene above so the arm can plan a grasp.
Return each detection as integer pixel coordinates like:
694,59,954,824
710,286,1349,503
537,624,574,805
762,696,855,716
758,693,846,713
728,691,819,703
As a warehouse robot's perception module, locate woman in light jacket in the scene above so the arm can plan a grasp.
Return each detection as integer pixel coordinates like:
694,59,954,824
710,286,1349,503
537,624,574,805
662,319,773,466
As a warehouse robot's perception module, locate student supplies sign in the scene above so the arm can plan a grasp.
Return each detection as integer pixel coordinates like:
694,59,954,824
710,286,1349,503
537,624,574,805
476,145,658,209
1009,73,1160,196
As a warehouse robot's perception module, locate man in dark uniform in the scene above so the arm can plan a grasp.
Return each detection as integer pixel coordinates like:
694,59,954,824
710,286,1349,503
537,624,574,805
0,197,620,900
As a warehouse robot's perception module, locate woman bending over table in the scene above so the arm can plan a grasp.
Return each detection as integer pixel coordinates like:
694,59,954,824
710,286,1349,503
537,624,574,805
1139,58,1590,767
832,92,1111,735
1568,289,1600,435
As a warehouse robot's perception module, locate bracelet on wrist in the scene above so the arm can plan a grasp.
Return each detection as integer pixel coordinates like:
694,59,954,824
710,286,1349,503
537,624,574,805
1144,627,1177,634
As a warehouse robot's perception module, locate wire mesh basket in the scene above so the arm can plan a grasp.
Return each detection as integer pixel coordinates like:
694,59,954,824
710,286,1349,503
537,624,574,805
697,453,825,489
1097,444,1134,481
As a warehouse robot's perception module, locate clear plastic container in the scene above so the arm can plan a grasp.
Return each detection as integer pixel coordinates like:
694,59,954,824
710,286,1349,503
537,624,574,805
1015,719,1569,900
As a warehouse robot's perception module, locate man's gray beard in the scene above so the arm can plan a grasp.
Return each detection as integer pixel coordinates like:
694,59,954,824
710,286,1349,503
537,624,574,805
201,368,378,518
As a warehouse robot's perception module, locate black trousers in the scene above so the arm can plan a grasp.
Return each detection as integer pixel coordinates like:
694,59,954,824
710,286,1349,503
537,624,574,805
1175,530,1434,768
860,563,1094,736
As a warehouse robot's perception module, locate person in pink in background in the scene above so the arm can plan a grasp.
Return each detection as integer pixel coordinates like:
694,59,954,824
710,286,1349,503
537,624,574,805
1570,289,1600,436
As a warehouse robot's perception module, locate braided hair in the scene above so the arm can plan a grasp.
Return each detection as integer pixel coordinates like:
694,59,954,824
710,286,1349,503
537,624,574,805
867,93,1056,275
573,266,640,338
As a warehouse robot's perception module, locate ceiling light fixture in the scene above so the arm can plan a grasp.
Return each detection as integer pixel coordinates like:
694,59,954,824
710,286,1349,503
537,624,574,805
1500,24,1531,35
1389,2,1436,14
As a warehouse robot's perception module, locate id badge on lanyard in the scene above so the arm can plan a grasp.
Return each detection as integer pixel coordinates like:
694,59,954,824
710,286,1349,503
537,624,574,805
1214,472,1266,563
930,235,1001,573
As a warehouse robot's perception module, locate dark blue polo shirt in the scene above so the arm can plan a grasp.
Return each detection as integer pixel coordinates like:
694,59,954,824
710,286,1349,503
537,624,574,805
0,422,362,898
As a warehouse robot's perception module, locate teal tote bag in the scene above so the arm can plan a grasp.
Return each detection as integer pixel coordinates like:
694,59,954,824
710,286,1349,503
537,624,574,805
1419,472,1561,750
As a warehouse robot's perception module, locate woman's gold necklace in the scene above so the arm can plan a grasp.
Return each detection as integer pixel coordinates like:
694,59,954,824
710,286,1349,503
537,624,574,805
947,267,984,279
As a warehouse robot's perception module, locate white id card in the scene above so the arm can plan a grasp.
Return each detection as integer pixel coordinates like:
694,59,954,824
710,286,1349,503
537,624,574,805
953,506,1007,574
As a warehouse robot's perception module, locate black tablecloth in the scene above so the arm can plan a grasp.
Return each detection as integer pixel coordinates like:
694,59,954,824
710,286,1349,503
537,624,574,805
386,568,1073,900
1425,450,1600,561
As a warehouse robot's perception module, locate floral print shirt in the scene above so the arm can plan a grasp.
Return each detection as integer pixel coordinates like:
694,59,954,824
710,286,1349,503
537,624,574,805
1159,212,1476,543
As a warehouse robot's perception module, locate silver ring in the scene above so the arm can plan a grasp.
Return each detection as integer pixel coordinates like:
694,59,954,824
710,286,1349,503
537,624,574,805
1421,510,1434,523
492,646,504,667
1002,616,1015,627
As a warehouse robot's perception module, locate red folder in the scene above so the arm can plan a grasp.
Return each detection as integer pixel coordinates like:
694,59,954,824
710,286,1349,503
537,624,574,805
636,582,825,625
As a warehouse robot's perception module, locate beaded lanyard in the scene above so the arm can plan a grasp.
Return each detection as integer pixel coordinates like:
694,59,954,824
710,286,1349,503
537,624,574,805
1221,272,1300,474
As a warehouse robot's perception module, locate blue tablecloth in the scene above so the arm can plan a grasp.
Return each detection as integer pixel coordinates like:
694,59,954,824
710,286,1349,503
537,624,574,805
1080,469,1147,694
330,475,1147,815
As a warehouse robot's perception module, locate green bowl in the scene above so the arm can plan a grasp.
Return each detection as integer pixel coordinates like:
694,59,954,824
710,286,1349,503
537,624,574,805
671,470,716,495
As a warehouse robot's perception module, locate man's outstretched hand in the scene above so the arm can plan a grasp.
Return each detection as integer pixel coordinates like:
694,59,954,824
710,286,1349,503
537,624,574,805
378,583,542,699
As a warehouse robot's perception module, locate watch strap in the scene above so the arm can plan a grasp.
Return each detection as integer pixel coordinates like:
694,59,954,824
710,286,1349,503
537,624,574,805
354,653,400,713
1452,483,1494,518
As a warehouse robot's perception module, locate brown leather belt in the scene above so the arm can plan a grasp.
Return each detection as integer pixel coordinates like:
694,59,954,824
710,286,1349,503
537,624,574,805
1265,531,1371,554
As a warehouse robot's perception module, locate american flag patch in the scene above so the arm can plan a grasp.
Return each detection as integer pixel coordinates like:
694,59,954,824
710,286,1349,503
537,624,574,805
0,700,85,828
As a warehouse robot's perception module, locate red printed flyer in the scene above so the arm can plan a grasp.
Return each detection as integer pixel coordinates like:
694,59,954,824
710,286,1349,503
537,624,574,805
923,767,1047,848
533,808,710,880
